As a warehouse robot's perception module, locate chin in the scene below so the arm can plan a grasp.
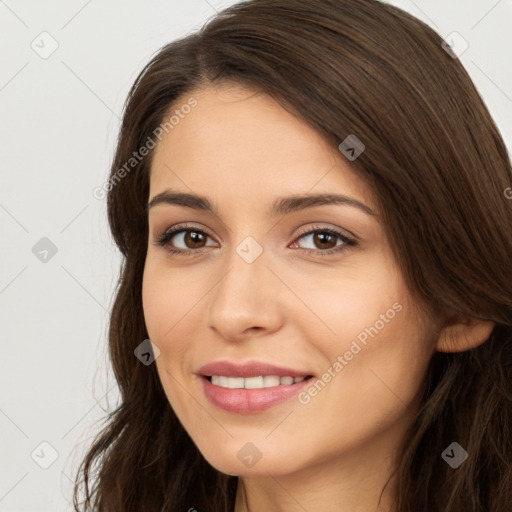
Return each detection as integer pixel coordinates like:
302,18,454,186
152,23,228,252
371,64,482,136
198,442,300,477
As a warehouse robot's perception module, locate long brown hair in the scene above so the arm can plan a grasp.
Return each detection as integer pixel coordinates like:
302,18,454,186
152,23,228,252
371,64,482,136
73,0,512,510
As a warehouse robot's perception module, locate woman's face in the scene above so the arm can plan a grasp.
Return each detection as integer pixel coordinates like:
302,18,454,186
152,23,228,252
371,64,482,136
142,83,440,478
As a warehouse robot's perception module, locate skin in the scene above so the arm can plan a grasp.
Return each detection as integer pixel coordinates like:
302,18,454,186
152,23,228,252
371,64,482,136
142,83,494,512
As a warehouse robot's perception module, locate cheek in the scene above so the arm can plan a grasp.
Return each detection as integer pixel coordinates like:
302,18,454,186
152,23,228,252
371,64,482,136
294,298,434,463
141,262,166,342
142,258,200,342
142,261,197,412
322,294,433,416
297,261,434,410
285,261,404,348
141,258,210,400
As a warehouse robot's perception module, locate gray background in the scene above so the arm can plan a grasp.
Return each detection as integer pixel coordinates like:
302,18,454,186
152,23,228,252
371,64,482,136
1,0,511,510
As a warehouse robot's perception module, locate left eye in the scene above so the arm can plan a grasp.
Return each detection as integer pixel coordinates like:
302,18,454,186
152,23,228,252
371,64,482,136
293,229,348,251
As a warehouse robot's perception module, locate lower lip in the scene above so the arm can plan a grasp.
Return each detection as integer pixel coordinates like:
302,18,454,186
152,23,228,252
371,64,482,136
199,376,313,414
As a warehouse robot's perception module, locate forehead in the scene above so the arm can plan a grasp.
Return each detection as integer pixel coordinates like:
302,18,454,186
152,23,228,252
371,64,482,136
149,84,375,213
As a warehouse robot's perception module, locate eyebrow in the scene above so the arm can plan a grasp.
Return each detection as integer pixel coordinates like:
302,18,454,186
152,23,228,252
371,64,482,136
147,190,377,218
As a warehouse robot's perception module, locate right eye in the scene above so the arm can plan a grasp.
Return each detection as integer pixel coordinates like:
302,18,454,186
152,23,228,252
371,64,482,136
154,224,218,256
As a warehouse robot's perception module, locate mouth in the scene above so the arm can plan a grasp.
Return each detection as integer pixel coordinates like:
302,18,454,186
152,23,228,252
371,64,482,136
199,374,315,414
196,360,316,413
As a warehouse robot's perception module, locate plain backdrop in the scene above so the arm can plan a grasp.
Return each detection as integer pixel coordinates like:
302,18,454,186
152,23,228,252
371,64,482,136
1,0,511,510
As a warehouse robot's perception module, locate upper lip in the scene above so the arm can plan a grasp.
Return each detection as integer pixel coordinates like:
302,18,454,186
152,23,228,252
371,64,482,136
197,360,314,378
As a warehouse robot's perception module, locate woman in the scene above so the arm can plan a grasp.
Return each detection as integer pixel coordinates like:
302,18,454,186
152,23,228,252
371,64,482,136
74,0,512,510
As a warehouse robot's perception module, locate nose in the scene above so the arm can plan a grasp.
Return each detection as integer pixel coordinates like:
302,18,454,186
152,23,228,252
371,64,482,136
207,242,285,342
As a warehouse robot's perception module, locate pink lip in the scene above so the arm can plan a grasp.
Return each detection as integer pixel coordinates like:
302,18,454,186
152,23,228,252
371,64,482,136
196,360,315,414
199,375,313,414
197,360,314,378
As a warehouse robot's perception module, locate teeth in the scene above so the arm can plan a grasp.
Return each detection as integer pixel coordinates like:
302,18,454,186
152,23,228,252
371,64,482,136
245,376,264,389
210,375,307,389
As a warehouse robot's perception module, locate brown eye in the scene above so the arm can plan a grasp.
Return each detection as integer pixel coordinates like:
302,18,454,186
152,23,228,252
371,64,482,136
155,225,217,255
311,231,338,250
293,227,354,253
182,230,207,249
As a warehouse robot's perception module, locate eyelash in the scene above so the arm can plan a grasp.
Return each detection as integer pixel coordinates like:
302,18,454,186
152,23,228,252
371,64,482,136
154,223,357,257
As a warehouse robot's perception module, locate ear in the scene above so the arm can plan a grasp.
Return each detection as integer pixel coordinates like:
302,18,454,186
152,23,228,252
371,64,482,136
435,315,495,353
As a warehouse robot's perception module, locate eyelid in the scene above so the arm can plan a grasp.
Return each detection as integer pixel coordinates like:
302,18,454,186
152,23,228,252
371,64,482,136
294,223,357,242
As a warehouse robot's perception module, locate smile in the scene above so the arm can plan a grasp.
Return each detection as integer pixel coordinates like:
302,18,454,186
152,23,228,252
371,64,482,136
208,375,309,388
200,374,314,414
